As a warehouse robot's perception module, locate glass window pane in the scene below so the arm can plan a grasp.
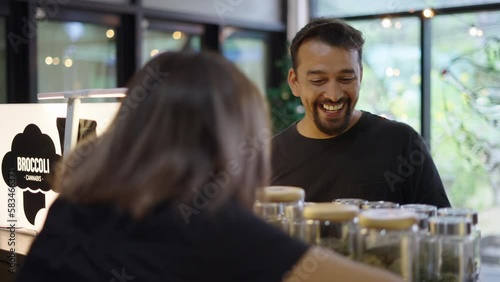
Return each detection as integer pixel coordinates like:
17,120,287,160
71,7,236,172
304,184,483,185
349,18,421,132
37,20,117,93
0,18,6,103
222,28,268,94
142,22,201,65
431,11,500,236
312,0,500,18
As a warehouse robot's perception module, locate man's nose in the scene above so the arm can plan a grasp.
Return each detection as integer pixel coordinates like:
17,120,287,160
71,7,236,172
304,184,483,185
323,82,344,102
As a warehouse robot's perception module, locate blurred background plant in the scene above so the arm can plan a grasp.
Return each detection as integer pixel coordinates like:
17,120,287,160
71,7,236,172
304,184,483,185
266,43,304,134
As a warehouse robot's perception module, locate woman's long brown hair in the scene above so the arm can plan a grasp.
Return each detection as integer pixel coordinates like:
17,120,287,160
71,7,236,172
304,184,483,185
54,51,271,218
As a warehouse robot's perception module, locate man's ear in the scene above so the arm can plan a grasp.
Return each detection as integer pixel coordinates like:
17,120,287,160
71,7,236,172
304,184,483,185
287,68,300,98
360,66,363,83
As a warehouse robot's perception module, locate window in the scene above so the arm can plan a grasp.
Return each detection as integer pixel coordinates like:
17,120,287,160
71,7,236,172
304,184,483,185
431,11,500,236
312,0,500,18
222,28,269,94
37,20,117,93
0,18,6,103
349,18,421,131
142,21,202,65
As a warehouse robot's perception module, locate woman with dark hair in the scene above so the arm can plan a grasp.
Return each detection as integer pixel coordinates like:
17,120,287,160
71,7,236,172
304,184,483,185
17,52,401,281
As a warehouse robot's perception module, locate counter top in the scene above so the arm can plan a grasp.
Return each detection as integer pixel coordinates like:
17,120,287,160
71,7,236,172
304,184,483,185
0,228,37,256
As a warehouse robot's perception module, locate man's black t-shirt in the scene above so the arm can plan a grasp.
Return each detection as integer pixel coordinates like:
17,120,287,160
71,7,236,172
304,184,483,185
17,198,309,282
271,111,451,208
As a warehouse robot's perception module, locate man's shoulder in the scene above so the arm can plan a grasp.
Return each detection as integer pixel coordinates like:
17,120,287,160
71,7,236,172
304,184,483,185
272,122,298,143
362,111,419,138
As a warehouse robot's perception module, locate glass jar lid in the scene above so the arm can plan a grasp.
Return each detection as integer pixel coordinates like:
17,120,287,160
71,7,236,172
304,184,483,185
429,216,472,236
437,208,478,225
361,201,400,209
358,209,417,230
333,198,368,208
262,186,305,203
401,204,437,217
303,203,359,221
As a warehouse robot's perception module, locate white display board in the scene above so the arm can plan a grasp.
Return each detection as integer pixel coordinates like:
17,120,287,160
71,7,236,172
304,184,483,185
0,103,120,232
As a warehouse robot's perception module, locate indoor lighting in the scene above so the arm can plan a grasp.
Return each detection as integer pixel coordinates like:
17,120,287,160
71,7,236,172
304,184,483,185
381,18,392,28
469,26,478,36
469,26,484,37
64,58,73,68
395,22,402,29
37,88,127,156
172,31,182,40
45,56,53,65
150,49,159,57
53,57,60,65
106,29,115,39
423,8,434,18
385,67,394,77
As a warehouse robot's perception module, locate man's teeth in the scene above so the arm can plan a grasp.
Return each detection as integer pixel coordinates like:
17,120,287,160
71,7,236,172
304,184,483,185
322,103,343,111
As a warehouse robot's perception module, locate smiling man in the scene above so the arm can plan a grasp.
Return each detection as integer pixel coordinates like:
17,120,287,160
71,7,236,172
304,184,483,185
271,18,451,208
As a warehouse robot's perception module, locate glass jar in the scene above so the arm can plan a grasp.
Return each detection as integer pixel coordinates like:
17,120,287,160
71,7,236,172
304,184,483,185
437,208,480,280
333,198,368,208
254,186,305,238
361,201,400,209
302,203,359,259
401,204,437,218
357,209,418,281
401,204,438,281
427,216,476,282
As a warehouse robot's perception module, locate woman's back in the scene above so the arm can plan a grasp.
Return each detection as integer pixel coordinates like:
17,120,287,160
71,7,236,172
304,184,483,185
17,198,309,281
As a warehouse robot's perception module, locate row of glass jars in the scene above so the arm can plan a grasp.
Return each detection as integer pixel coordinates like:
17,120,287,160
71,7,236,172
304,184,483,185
253,186,481,282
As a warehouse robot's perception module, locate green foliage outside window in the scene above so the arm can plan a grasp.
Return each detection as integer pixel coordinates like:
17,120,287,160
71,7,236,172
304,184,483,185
266,45,304,134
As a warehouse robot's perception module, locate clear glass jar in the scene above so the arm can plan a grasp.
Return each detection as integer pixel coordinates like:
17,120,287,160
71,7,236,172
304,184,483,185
361,201,400,209
254,186,305,238
333,198,368,208
427,216,476,282
302,203,359,259
401,204,437,218
437,208,480,280
401,204,437,281
357,209,418,281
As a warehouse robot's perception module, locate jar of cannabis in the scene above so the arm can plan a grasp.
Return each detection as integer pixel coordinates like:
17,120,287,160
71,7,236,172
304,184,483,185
401,204,438,281
333,198,368,208
361,201,400,209
437,208,481,280
302,203,359,259
357,209,418,281
427,216,476,282
254,186,305,238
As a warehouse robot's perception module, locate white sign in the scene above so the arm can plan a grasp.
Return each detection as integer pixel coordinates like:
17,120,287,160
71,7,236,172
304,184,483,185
0,103,120,232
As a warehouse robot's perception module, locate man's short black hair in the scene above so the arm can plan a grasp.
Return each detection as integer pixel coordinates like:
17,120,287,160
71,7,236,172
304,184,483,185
290,18,365,71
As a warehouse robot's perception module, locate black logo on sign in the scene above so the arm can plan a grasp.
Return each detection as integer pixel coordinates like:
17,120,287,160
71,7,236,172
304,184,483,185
2,124,62,225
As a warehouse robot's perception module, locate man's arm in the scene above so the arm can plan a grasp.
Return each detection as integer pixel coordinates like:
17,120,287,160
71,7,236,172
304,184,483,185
405,134,451,208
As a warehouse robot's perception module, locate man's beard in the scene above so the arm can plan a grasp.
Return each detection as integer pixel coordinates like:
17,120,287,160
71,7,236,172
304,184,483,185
313,99,352,136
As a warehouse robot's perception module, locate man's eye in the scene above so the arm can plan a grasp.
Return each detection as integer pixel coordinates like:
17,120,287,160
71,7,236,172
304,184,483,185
339,77,356,83
310,80,325,85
